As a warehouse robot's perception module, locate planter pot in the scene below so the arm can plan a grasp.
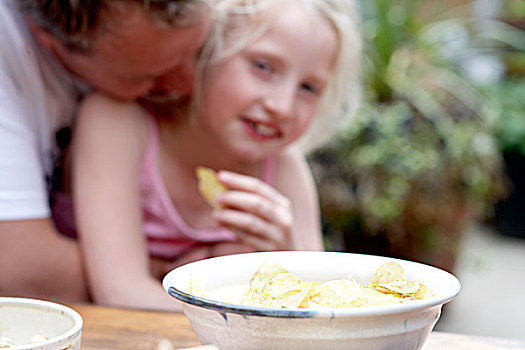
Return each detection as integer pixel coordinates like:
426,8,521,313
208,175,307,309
494,150,525,238
336,190,472,275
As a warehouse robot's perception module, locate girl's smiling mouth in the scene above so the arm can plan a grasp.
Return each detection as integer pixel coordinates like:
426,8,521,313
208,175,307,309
241,117,282,139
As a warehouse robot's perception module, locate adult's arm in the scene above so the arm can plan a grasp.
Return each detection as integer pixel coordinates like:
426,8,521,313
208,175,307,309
0,219,90,301
0,73,89,302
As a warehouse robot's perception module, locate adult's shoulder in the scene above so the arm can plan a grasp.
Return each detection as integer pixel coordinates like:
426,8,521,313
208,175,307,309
0,1,35,69
0,1,26,45
0,1,79,127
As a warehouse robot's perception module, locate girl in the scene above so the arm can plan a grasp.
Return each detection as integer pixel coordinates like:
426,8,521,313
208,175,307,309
54,0,361,311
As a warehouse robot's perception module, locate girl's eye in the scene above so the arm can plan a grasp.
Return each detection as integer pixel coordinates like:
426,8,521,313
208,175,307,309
300,82,321,96
252,59,273,74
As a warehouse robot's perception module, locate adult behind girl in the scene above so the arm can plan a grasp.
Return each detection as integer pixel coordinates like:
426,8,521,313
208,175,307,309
55,0,362,311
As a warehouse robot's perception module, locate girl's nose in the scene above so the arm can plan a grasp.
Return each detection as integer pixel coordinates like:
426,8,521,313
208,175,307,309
263,84,295,120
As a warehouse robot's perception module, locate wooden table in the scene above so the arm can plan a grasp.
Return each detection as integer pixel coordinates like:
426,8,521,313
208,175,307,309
70,303,525,350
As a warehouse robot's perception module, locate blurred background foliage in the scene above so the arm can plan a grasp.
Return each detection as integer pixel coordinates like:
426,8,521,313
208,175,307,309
308,0,524,272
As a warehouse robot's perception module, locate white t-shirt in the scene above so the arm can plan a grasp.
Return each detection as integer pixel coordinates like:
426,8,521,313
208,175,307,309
0,1,82,220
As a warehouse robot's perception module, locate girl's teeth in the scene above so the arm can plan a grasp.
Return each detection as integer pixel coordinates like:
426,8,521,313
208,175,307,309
253,122,276,137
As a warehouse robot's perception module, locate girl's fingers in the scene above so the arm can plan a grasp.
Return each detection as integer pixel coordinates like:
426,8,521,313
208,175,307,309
212,170,294,251
236,231,278,251
217,171,289,207
214,209,286,247
226,226,282,252
217,191,292,227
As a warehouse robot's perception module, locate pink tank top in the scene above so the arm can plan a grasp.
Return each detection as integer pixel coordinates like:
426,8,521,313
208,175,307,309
52,115,276,260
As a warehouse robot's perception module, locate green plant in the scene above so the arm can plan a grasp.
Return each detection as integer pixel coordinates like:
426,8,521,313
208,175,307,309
485,79,525,155
309,0,507,271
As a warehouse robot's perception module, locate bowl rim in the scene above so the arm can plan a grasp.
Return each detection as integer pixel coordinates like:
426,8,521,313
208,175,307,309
164,251,461,319
0,297,83,349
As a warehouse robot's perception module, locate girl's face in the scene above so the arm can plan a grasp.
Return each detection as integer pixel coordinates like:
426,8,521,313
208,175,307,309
199,1,338,162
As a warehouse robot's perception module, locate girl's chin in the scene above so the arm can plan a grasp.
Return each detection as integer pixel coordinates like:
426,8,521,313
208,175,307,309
228,146,272,164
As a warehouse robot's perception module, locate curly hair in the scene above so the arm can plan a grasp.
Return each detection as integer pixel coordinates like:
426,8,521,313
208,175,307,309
13,0,211,52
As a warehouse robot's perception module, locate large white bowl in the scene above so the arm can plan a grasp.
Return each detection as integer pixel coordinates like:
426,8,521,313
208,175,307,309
163,251,460,350
0,297,82,350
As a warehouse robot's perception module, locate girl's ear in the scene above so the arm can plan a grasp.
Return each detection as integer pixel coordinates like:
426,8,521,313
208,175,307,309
26,17,62,50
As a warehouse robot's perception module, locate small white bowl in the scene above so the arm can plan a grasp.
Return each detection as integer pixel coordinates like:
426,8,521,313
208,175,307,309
0,297,83,350
163,251,460,350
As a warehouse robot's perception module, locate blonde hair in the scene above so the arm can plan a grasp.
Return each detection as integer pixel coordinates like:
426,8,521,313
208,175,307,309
195,0,362,153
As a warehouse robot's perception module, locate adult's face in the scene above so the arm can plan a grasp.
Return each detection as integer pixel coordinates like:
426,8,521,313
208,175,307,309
52,3,212,101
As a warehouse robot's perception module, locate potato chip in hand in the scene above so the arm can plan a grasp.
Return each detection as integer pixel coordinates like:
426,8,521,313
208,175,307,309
196,166,227,209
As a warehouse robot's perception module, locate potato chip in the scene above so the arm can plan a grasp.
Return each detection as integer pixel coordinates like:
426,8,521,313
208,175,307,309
30,335,49,344
189,274,206,298
156,339,174,350
306,278,401,308
242,265,314,308
248,262,288,293
242,262,290,307
305,279,363,308
261,273,313,308
367,262,406,289
375,280,421,298
376,279,433,300
241,289,268,307
220,261,432,309
414,281,433,299
196,166,227,209
347,289,400,307
0,337,14,348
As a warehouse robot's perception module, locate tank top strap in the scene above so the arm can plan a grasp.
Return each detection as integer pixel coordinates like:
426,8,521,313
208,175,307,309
141,112,160,169
261,156,277,186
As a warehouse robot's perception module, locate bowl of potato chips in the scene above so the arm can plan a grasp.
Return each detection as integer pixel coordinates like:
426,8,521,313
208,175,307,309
163,251,460,350
0,297,82,349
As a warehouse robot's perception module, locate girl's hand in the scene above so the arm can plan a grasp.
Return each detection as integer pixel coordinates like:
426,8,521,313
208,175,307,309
212,170,294,251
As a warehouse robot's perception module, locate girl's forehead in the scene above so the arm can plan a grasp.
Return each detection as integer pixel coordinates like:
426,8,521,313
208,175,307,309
226,1,332,46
